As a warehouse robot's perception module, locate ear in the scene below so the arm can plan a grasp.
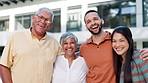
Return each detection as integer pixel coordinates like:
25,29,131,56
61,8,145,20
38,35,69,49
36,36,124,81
85,23,89,30
49,22,53,27
47,22,53,30
101,19,104,25
32,15,35,22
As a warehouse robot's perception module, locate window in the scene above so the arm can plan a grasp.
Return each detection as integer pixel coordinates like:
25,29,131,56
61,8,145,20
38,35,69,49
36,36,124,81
143,0,148,26
143,41,148,48
0,19,9,31
48,9,61,33
88,0,136,29
133,42,137,49
67,5,82,32
15,15,32,30
0,46,4,56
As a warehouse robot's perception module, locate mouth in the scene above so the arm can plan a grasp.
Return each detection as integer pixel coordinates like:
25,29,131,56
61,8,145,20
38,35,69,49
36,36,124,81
38,24,45,28
66,49,72,51
114,47,124,53
37,22,45,28
92,25,98,29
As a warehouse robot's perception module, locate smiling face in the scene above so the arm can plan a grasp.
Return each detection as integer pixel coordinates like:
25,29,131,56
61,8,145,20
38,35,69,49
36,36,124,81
32,10,53,38
112,32,129,56
62,37,77,57
85,12,103,35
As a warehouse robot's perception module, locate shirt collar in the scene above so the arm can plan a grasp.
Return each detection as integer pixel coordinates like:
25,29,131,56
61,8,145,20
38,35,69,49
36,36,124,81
86,31,111,44
29,27,47,40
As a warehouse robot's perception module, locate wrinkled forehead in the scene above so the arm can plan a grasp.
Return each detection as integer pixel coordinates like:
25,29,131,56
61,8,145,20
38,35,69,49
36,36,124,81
37,10,52,18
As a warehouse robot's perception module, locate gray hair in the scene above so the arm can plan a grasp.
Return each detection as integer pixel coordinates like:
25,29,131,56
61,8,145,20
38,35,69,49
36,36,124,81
35,7,54,22
60,32,78,45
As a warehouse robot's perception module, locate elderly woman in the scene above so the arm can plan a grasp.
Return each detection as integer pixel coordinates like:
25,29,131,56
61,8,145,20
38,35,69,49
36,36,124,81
52,32,88,83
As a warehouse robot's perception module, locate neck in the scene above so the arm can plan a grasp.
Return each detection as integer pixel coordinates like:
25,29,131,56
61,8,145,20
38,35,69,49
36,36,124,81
92,30,107,44
64,54,76,67
31,27,45,40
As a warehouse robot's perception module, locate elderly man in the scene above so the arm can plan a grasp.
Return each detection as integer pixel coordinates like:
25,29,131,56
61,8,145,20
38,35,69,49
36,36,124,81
0,7,61,83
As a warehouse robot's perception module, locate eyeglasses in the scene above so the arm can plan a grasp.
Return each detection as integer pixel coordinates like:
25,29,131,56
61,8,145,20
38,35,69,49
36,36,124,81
36,14,52,23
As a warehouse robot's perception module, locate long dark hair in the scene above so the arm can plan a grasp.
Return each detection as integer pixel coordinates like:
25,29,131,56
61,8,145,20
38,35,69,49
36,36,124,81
111,26,134,83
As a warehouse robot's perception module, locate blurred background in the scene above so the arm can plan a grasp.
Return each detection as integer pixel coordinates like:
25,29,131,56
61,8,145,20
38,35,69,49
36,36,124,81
0,0,148,56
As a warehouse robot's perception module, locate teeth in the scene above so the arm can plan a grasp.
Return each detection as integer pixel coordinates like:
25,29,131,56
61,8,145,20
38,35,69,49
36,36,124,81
116,48,122,51
92,26,98,29
38,24,45,28
67,49,72,51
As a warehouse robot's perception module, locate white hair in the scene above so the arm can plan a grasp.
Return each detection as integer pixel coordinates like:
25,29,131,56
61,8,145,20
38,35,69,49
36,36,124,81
36,7,54,22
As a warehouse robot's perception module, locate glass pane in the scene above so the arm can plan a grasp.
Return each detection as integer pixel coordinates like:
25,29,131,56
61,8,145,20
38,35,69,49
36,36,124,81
67,6,82,32
133,42,137,49
48,9,61,33
89,0,136,29
143,41,148,48
24,18,31,29
143,0,148,26
0,22,4,31
0,20,9,31
4,20,9,31
23,15,31,29
15,15,31,30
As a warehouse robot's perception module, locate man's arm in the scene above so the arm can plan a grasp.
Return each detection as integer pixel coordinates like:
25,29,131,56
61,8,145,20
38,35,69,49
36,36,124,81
0,65,13,83
139,49,148,60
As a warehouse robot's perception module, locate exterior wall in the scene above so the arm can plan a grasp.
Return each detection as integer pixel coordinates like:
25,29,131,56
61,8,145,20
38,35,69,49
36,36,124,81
0,0,148,49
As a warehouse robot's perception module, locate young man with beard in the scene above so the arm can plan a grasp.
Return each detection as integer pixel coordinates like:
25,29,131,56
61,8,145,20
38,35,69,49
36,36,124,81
80,10,148,83
0,7,61,83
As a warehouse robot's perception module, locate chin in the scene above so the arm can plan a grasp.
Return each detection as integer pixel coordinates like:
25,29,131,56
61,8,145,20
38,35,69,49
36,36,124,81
116,52,123,55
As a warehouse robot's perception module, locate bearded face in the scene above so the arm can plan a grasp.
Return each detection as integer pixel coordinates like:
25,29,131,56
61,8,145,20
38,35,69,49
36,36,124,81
87,21,102,35
85,12,103,35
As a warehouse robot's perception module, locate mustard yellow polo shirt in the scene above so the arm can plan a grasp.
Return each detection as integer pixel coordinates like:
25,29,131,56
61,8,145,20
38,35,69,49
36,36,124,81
0,29,61,83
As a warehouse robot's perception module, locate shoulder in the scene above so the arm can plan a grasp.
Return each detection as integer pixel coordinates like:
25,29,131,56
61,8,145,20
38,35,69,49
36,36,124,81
76,56,86,63
55,55,65,61
11,30,27,37
77,56,84,60
133,51,141,58
7,30,27,42
46,35,57,41
132,51,148,66
47,35,58,43
46,35,60,45
132,51,142,63
80,43,87,48
57,55,64,58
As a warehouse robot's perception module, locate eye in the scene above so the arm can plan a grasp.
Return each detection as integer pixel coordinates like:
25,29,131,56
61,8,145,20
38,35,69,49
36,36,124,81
39,16,44,19
86,20,91,24
71,41,75,44
120,39,125,42
112,39,116,42
63,42,68,45
93,17,99,21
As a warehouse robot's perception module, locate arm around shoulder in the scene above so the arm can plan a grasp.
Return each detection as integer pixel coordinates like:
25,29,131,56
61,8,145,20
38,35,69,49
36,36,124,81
139,58,148,81
138,49,148,60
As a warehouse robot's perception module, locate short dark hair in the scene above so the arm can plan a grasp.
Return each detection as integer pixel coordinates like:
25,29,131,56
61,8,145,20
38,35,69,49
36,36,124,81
84,10,100,23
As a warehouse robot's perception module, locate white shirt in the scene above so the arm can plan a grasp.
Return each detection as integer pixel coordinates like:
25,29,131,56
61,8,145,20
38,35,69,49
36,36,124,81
52,55,88,83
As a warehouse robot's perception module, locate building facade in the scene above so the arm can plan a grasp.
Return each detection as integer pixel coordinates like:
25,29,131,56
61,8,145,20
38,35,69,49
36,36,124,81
0,0,148,55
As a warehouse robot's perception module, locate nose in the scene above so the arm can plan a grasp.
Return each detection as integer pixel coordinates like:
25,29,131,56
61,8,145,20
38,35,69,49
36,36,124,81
67,43,71,48
40,18,46,23
115,42,121,47
91,20,95,25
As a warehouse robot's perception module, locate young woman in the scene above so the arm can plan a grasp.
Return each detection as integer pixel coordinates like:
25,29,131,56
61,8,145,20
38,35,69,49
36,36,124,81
111,26,148,83
52,32,88,83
